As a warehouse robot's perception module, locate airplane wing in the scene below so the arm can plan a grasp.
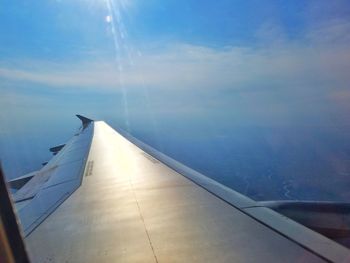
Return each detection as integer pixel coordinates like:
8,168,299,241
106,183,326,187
7,116,350,262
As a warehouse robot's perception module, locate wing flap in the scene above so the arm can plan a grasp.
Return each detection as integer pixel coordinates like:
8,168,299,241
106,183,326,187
14,121,94,236
8,171,36,190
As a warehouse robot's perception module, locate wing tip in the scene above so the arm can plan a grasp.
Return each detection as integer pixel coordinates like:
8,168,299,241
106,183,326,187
76,114,94,124
76,115,94,130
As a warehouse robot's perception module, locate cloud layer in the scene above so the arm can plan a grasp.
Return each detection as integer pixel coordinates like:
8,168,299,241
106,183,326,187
1,11,350,94
1,12,350,129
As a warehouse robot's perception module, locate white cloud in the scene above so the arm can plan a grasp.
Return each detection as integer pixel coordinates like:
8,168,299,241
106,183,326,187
0,38,349,94
1,14,350,127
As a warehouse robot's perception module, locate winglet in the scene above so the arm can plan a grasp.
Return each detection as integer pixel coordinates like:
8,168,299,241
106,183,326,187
76,115,93,129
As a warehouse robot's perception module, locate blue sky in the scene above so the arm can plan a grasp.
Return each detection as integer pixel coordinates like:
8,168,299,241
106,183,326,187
1,0,350,200
1,0,350,136
1,0,350,130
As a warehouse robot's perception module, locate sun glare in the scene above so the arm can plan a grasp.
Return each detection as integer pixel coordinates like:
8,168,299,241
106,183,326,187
105,15,112,23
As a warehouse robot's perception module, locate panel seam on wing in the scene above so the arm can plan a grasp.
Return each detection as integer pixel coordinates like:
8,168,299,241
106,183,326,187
129,178,159,263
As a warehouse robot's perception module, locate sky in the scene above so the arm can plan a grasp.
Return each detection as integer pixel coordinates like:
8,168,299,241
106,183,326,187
1,0,350,200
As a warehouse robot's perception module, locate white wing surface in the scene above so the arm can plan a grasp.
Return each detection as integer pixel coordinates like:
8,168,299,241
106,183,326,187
12,117,350,262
